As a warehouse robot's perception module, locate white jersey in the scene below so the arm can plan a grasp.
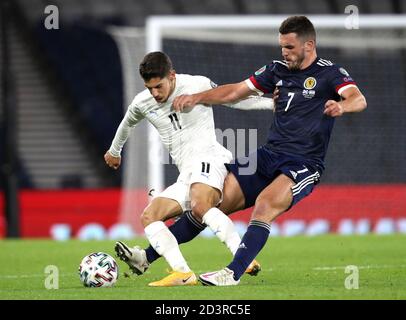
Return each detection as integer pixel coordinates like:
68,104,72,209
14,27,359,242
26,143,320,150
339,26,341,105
109,74,273,172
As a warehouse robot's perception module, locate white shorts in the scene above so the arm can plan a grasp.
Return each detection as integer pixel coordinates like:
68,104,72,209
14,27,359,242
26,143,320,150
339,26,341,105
156,158,230,211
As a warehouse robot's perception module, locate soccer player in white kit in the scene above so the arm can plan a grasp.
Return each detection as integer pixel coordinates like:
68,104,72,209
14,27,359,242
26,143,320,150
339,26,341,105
104,52,273,286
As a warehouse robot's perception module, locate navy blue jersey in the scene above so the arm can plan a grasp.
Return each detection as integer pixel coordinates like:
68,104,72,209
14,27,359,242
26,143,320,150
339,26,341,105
247,57,357,169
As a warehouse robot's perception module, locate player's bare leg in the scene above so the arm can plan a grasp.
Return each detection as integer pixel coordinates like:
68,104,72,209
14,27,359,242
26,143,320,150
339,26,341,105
190,182,221,218
200,174,294,286
191,181,242,256
140,197,183,226
251,174,294,223
218,173,246,215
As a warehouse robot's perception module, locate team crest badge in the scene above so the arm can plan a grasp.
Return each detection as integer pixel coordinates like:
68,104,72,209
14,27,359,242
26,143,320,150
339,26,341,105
255,65,266,76
303,77,317,89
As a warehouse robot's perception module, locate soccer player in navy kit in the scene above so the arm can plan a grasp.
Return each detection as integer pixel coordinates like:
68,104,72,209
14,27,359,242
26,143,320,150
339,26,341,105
173,16,367,286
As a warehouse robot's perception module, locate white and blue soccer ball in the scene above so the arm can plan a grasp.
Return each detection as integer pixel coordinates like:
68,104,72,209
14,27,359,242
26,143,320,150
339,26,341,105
78,252,119,287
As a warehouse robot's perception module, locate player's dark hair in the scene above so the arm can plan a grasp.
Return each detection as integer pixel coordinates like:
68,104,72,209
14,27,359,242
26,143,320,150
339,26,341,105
139,51,173,81
279,16,316,41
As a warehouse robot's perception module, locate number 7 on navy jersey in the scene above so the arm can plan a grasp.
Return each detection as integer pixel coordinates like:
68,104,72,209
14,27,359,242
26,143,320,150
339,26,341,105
285,92,295,112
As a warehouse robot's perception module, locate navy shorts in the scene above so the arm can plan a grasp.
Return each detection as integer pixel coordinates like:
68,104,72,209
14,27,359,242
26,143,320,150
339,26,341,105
225,146,322,209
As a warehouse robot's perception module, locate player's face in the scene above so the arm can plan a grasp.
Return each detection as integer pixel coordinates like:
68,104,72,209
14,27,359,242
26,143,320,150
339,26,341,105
279,33,307,70
144,71,176,103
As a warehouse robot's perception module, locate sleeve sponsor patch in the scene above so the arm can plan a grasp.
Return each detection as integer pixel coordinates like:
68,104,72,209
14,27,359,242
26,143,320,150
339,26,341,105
254,65,267,76
342,76,354,82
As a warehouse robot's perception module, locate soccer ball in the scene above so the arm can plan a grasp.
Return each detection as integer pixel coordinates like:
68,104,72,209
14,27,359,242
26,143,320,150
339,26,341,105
78,252,119,287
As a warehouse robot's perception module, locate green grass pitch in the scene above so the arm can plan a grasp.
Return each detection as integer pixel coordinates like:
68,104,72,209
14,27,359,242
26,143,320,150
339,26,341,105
1,235,405,300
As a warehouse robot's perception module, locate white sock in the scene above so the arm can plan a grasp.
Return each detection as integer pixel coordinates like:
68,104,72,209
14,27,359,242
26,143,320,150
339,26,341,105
202,207,241,255
144,221,191,273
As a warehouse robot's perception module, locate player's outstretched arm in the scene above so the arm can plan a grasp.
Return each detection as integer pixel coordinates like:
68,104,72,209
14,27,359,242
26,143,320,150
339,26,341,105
173,81,254,112
324,87,367,117
209,87,278,111
104,109,140,170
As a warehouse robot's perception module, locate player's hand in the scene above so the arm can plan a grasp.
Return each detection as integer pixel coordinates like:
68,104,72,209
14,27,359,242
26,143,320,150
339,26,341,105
104,151,121,170
172,94,199,112
272,88,280,101
324,100,344,117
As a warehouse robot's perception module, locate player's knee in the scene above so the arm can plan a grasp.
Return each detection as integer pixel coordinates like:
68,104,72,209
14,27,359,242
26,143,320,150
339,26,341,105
251,200,281,224
190,200,211,220
140,208,160,227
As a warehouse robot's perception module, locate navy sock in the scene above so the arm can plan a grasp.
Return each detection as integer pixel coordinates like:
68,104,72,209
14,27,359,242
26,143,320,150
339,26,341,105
145,211,206,263
227,220,270,280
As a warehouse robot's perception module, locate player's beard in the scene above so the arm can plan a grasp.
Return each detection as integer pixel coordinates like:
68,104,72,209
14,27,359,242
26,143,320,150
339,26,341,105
287,51,305,71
